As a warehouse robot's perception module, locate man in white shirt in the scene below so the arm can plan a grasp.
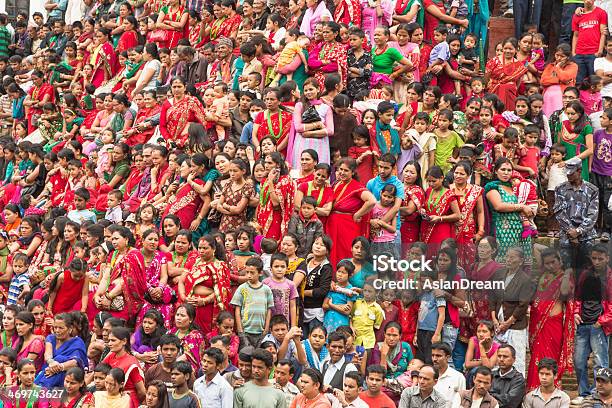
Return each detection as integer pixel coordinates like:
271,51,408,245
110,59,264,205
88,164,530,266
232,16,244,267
322,332,358,391
594,39,612,99
194,347,234,408
272,359,300,407
432,342,466,408
334,372,369,408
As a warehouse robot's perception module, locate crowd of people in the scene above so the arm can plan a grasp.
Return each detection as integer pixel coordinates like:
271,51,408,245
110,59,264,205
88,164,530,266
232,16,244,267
0,0,608,406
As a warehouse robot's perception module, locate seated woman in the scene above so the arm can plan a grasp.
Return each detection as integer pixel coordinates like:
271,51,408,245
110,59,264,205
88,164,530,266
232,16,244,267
34,313,88,389
367,322,413,378
123,90,161,146
131,309,166,368
169,304,205,372
464,320,499,386
14,311,45,372
8,215,43,259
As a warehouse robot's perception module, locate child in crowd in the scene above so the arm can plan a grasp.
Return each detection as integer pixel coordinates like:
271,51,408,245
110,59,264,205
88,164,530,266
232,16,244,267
259,237,278,278
516,124,541,178
272,33,309,83
494,127,520,162
351,281,384,349
206,311,240,365
238,41,263,91
415,269,446,363
89,363,111,393
544,144,567,237
530,33,546,73
95,129,115,178
511,171,539,239
425,26,450,85
231,257,274,348
47,258,89,314
398,129,422,178
580,75,604,116
7,253,30,305
412,113,436,185
371,101,401,158
434,109,464,173
457,34,480,94
88,245,107,290
323,260,357,333
349,125,377,184
369,184,399,261
263,253,299,327
105,189,123,224
287,197,324,259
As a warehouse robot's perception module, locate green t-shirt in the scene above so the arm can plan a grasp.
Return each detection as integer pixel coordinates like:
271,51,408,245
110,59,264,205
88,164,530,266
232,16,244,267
435,131,464,173
233,382,287,408
230,282,274,335
372,47,404,75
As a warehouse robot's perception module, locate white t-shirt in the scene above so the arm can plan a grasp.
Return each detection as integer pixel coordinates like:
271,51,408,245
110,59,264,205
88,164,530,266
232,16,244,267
594,56,612,98
137,59,161,91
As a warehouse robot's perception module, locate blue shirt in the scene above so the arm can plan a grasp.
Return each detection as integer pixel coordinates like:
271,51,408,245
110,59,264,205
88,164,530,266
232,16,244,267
48,0,68,19
8,273,30,305
418,290,446,331
366,175,405,227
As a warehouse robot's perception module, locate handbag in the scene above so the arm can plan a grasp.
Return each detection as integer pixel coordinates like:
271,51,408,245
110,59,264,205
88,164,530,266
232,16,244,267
149,29,168,43
301,104,320,124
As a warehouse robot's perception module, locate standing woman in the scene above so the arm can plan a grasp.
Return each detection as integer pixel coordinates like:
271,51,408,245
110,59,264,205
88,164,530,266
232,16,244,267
300,0,332,38
399,161,425,249
553,100,593,181
256,152,296,240
307,22,347,91
290,78,334,168
484,158,533,262
540,44,578,117
252,88,293,155
178,235,231,334
102,327,146,408
485,37,528,112
326,158,376,266
116,15,140,55
292,149,319,186
294,163,333,229
154,0,189,50
169,304,206,372
451,161,485,268
420,166,461,247
370,27,413,89
89,28,118,88
344,236,375,290
215,159,254,234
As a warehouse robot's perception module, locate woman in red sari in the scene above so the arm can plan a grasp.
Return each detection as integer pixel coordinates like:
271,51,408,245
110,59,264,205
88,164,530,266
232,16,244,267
527,249,574,390
256,152,296,240
307,21,348,91
116,16,140,55
103,326,146,407
124,90,161,146
89,28,118,88
485,37,528,112
219,0,242,39
399,161,425,253
326,158,376,266
23,70,55,134
89,227,146,324
154,0,188,49
333,0,362,27
159,77,208,148
162,154,211,230
252,88,292,155
420,166,461,248
178,235,231,334
451,161,485,269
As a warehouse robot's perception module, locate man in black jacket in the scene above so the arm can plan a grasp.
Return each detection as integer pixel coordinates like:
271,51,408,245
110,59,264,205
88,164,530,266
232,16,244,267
489,344,526,408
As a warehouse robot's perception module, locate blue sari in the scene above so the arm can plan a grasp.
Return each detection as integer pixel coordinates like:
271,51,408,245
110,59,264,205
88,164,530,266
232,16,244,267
346,259,375,289
34,335,88,388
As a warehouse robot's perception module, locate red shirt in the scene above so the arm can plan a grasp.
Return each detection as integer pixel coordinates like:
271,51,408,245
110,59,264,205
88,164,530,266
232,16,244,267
359,391,396,408
518,145,540,178
572,7,608,55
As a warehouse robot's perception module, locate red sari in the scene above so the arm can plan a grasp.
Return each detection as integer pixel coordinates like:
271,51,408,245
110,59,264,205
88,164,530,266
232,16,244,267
90,41,118,88
334,0,362,27
184,258,231,333
308,41,348,90
254,110,292,156
527,273,575,390
116,30,139,54
454,184,483,269
256,175,295,240
486,56,528,111
400,184,425,248
163,178,205,229
27,83,55,133
420,187,457,245
219,13,241,38
326,178,370,266
158,5,188,49
159,96,208,147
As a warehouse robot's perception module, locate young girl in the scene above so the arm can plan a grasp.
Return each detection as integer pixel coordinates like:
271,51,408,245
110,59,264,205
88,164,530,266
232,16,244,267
591,108,612,241
434,109,464,173
143,381,170,408
494,127,520,163
348,125,377,183
38,103,63,144
135,204,157,246
376,288,400,342
464,320,499,386
351,282,384,349
206,311,240,366
231,226,256,288
544,144,567,237
413,113,436,185
511,171,539,239
87,246,106,291
9,359,40,408
47,258,89,315
398,129,422,179
95,129,116,179
132,309,165,369
361,109,377,131
370,184,399,261
323,260,357,334
580,75,604,116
